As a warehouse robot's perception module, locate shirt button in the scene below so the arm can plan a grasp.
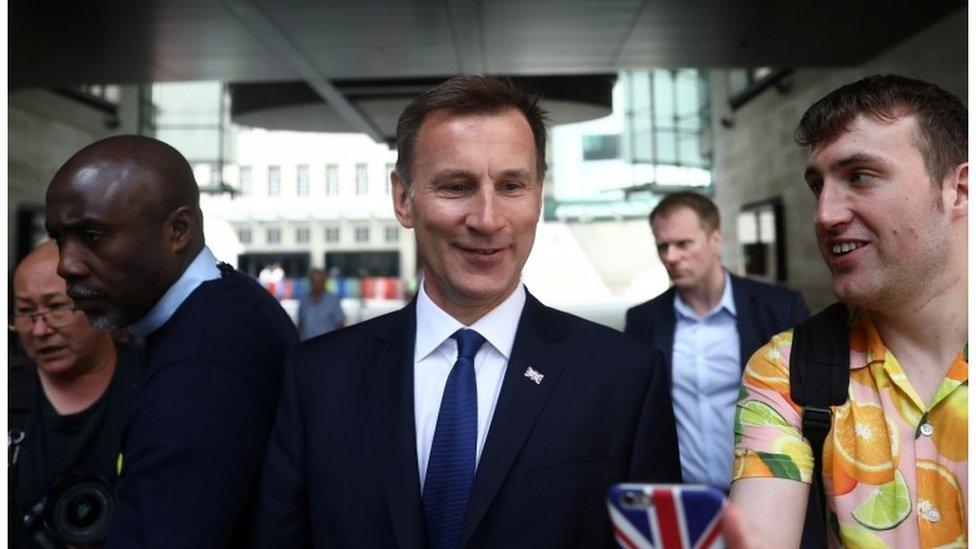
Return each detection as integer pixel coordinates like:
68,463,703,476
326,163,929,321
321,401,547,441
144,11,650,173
926,508,941,523
920,423,934,437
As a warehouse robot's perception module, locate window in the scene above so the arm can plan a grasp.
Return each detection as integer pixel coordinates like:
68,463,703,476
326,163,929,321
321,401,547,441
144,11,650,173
354,225,370,243
582,134,620,161
266,227,281,244
325,164,339,195
296,164,309,196
268,165,281,196
325,226,340,243
384,225,400,243
239,166,252,196
238,228,252,244
385,162,395,194
355,163,368,195
296,227,310,244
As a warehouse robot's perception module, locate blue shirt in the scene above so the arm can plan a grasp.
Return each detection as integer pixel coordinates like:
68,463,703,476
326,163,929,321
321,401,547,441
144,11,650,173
297,292,346,341
127,247,222,338
671,271,740,488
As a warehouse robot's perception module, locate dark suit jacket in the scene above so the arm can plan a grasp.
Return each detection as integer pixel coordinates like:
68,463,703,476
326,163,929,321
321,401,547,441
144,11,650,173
624,274,809,371
107,269,298,549
250,293,681,548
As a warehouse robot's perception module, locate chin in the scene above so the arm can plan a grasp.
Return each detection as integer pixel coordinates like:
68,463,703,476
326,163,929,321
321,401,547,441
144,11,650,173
37,358,82,378
455,275,519,304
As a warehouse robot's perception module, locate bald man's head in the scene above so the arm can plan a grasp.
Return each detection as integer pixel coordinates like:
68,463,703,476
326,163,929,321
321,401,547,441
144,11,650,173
45,135,206,329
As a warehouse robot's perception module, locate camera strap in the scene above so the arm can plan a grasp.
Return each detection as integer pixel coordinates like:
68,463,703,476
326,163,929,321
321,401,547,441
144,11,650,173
9,429,26,541
9,429,26,467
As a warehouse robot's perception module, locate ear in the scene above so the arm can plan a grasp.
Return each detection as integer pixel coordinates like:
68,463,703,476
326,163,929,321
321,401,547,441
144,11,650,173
710,228,722,249
165,206,196,254
391,171,415,229
946,162,968,219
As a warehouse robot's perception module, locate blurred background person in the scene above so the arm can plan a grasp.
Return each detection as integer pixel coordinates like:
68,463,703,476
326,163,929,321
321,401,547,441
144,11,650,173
8,242,142,549
297,268,346,341
624,192,808,489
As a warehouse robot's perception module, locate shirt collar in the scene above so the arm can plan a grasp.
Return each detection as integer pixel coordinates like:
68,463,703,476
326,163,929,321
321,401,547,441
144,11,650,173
673,270,736,320
414,279,526,362
127,247,222,337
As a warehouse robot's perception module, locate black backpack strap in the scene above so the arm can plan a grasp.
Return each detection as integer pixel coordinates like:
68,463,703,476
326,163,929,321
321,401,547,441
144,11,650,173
789,302,850,549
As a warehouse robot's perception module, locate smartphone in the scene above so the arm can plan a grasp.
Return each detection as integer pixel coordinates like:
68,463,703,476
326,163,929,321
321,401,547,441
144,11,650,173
607,484,727,549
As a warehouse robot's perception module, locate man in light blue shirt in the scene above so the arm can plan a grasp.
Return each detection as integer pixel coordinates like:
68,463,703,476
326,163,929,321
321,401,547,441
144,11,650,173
297,268,346,340
625,192,809,488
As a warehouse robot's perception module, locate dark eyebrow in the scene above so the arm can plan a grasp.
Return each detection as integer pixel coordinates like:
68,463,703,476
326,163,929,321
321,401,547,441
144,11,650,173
430,169,476,183
498,169,533,180
806,152,888,181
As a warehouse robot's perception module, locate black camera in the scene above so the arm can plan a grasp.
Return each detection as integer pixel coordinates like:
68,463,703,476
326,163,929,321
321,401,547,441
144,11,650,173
22,472,115,548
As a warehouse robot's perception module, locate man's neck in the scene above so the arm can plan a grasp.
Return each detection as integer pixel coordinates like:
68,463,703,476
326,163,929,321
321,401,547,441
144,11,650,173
677,266,726,317
39,338,117,415
423,278,517,326
871,264,967,404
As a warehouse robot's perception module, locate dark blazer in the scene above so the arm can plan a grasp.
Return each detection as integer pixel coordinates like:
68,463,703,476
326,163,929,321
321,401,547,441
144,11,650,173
107,270,298,549
250,293,681,548
624,273,809,370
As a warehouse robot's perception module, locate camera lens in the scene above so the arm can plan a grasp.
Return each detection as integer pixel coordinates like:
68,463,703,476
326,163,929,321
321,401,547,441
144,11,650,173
64,493,101,529
43,472,115,545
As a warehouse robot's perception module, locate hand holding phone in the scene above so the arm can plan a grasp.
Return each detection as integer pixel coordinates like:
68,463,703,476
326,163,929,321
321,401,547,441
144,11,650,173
607,484,727,549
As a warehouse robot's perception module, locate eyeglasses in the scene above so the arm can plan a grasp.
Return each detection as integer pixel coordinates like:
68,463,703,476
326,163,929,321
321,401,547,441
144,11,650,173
10,303,77,332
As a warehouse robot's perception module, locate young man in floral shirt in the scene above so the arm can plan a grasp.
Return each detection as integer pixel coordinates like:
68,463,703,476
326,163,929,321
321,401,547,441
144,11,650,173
724,75,967,548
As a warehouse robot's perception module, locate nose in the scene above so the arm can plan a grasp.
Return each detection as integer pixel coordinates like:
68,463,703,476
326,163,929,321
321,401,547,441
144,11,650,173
56,241,90,282
660,245,680,265
30,314,55,337
814,180,852,232
466,185,505,234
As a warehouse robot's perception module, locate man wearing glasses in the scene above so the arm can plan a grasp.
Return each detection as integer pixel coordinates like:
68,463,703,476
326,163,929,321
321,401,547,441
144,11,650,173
8,241,142,548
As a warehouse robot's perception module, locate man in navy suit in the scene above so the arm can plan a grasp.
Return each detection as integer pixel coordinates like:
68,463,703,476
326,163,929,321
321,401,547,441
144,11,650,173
251,76,681,548
624,192,808,489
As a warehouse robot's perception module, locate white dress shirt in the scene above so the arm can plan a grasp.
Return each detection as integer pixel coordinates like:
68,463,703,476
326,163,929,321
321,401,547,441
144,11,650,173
671,271,741,488
414,281,526,492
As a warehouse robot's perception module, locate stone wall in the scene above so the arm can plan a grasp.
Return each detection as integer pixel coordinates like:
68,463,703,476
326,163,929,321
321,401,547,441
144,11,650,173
8,87,145,267
709,9,967,312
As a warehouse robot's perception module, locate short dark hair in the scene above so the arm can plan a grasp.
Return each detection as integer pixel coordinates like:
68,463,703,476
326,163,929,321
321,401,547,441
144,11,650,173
394,76,549,184
796,74,967,185
650,191,719,232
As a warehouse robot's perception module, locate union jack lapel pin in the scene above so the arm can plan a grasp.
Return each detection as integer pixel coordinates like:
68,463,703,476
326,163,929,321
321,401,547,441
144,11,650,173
523,366,544,385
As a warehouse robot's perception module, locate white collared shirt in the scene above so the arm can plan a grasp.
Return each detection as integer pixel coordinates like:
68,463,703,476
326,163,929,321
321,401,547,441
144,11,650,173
671,271,741,488
414,280,526,492
127,246,222,337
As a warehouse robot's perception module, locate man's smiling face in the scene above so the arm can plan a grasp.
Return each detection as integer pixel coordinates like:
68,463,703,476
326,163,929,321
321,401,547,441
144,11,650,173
392,108,542,318
805,113,954,310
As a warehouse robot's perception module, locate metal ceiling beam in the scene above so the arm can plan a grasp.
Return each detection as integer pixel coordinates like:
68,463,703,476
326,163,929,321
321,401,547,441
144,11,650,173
444,0,486,74
219,0,384,142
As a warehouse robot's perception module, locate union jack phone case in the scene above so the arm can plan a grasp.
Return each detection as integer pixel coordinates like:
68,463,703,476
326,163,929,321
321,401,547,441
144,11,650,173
607,484,727,549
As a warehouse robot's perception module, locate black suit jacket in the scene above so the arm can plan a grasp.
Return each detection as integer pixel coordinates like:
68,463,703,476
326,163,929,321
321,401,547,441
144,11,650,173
250,293,681,548
623,274,810,371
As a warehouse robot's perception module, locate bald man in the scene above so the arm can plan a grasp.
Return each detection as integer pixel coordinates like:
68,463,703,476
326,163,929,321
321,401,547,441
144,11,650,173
45,135,298,548
9,242,142,548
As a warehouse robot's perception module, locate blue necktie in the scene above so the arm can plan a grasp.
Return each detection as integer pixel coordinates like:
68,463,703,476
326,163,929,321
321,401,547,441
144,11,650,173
423,328,486,549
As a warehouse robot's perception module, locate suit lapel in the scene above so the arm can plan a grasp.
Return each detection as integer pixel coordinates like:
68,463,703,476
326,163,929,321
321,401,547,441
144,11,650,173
459,294,566,546
654,289,678,371
364,303,426,549
731,276,759,370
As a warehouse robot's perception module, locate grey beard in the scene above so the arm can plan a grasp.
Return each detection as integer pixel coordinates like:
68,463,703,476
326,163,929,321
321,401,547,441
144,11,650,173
85,311,128,331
